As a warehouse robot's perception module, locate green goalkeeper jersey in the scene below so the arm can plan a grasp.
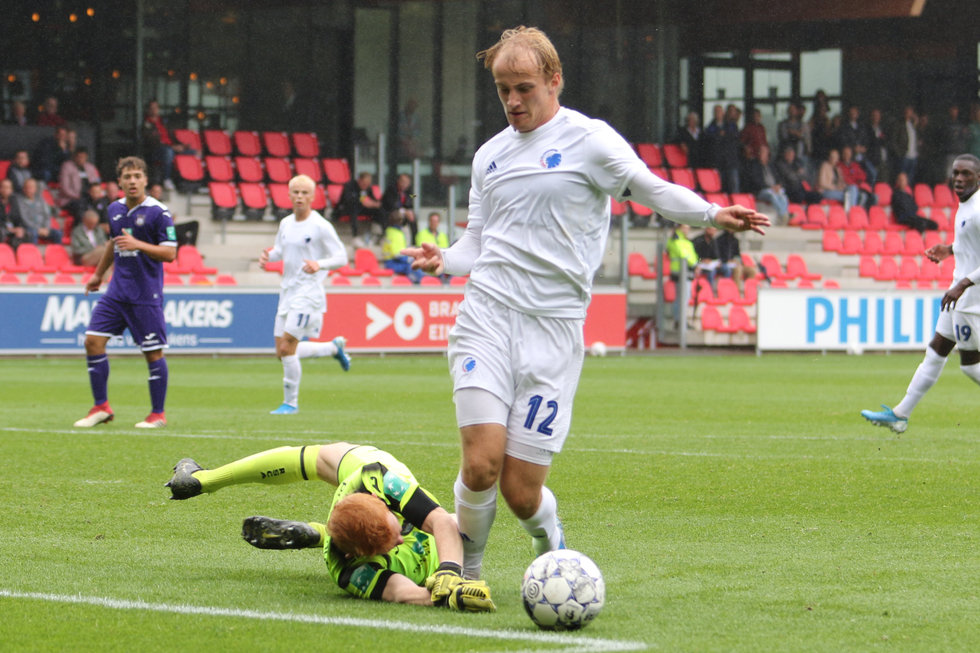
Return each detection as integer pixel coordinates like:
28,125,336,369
322,446,443,599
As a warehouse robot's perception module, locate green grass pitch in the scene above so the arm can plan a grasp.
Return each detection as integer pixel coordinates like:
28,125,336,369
1,352,977,652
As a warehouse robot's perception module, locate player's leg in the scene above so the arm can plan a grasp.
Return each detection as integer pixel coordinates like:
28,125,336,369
126,302,170,428
75,296,124,427
500,452,565,555
955,313,980,386
455,417,507,580
241,515,325,550
166,444,324,499
296,336,351,372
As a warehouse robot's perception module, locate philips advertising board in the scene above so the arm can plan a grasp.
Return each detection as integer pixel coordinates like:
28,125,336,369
757,287,942,352
0,286,626,355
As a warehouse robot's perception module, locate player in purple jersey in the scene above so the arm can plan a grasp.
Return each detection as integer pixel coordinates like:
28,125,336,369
74,156,178,429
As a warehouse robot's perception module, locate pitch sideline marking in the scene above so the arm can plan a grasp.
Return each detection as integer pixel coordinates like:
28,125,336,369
0,589,649,653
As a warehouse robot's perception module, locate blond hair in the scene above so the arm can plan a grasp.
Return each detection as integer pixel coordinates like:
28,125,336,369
288,174,315,192
477,26,564,95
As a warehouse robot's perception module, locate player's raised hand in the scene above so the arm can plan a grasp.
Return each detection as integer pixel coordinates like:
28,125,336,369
925,244,952,264
715,205,770,235
401,242,444,274
447,580,496,613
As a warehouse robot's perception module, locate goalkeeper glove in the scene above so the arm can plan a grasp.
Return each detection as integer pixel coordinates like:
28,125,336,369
447,580,496,613
425,561,464,606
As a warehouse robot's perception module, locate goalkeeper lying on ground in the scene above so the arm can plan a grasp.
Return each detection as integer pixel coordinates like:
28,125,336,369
165,442,495,611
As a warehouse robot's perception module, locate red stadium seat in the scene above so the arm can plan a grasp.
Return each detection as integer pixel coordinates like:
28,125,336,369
729,193,756,210
706,277,740,305
627,253,657,279
649,166,669,179
903,230,925,256
695,168,722,193
164,273,185,285
44,244,86,273
53,272,76,284
918,258,940,282
189,274,214,286
939,256,955,282
16,243,56,272
233,130,262,157
0,160,11,179
360,275,382,286
420,275,442,286
760,254,788,280
858,256,877,278
0,272,20,284
661,143,688,168
322,158,352,185
634,143,663,168
785,254,822,281
326,183,343,208
874,182,892,207
263,157,292,183
177,245,218,275
208,181,238,221
239,182,269,220
826,205,848,230
234,156,264,183
700,305,727,332
923,231,943,251
268,183,292,218
728,306,756,333
173,128,202,153
704,192,730,206
215,274,238,286
804,204,828,230
629,201,653,219
312,184,327,211
25,272,49,284
860,231,883,256
933,184,956,208
262,131,292,158
913,183,934,208
823,230,843,253
0,243,28,272
930,209,951,232
882,231,904,256
897,256,920,281
610,198,628,218
842,231,865,255
205,155,234,182
263,260,283,274
291,132,319,159
174,154,205,187
330,275,352,286
292,158,322,183
390,275,413,286
846,206,869,230
823,279,840,289
450,276,468,286
875,257,899,281
668,168,696,190
353,248,393,276
203,130,233,156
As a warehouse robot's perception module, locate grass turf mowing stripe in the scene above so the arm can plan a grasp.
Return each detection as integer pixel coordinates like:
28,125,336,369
0,589,649,652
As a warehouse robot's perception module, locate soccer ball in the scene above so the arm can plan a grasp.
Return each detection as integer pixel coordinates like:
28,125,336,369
589,341,608,357
521,549,605,630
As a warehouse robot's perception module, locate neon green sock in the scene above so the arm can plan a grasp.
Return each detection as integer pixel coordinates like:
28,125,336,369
194,445,321,493
308,521,327,547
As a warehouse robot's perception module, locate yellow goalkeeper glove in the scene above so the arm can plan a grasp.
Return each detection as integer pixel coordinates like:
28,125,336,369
447,580,496,613
425,562,464,606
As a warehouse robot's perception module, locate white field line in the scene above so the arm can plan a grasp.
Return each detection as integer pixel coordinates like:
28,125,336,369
0,589,650,653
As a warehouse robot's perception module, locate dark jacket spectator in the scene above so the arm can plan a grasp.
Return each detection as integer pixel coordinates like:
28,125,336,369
891,173,937,233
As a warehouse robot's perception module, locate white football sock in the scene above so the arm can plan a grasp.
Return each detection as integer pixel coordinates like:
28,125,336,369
454,472,497,580
281,354,301,407
297,341,338,359
518,485,562,555
960,362,980,386
894,347,947,418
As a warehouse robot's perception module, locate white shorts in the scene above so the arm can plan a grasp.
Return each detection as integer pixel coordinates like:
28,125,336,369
274,309,323,341
449,286,585,455
937,308,980,350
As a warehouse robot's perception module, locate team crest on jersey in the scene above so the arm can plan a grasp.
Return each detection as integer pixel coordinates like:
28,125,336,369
462,356,477,373
135,213,145,226
540,149,562,169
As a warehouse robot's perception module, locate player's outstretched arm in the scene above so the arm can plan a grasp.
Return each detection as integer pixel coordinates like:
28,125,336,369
714,205,770,235
925,244,953,264
382,573,439,606
84,241,116,295
401,242,444,274
420,506,463,573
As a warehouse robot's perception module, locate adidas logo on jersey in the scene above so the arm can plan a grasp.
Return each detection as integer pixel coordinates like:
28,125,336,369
486,161,497,174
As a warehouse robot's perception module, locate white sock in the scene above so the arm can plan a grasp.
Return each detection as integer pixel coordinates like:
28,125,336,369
518,485,561,555
297,341,338,359
894,348,947,418
454,472,497,580
960,362,980,387
281,354,301,407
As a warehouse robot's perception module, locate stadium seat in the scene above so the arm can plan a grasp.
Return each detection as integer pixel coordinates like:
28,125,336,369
923,231,943,251
803,204,828,230
450,276,468,286
44,244,86,273
841,231,865,255
700,305,727,332
322,158,352,185
913,183,934,208
312,184,327,211
787,203,806,226
930,209,951,232
291,132,320,159
729,193,756,210
325,183,343,208
264,157,292,183
177,245,218,275
706,277,740,305
292,157,322,183
234,156,264,183
628,201,653,221
233,130,263,157
650,166,669,179
846,206,870,230
825,205,848,230
882,231,904,256
0,160,11,179
918,258,940,282
688,277,715,306
189,274,213,285
939,256,955,282
695,168,722,193
164,273,185,285
627,252,657,279
735,277,759,306
238,182,269,220
875,257,899,281
785,254,822,281
53,272,76,284
903,230,925,256
822,279,840,289
668,168,696,190
661,143,688,168
263,260,283,274
823,230,843,253
897,256,920,282
634,143,663,168
860,231,883,256
661,278,676,303
25,272,49,284
873,182,892,207
205,155,235,182
208,181,238,221
262,131,292,158
760,254,788,280
0,243,28,272
727,306,756,334
933,183,956,208
203,129,233,156
330,275,352,285
16,243,56,273
390,275,413,286
267,183,292,219
704,192,730,206
858,256,877,278
360,275,382,286
0,272,20,284
215,274,238,285
353,248,393,277
174,154,205,190
420,275,442,286
174,128,202,153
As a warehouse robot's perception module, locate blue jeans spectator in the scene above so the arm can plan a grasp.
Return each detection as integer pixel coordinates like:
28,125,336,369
384,256,424,284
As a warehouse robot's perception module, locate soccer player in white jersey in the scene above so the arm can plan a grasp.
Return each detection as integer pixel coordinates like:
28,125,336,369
401,26,769,580
259,174,351,415
862,154,980,432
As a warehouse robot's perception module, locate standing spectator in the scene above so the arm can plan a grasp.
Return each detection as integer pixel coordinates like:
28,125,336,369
258,175,350,416
667,223,700,325
14,178,61,244
70,208,109,266
142,99,192,189
58,147,101,218
35,96,67,127
892,105,922,184
382,173,418,244
416,211,450,248
33,125,74,184
382,210,423,284
702,104,727,172
334,172,383,247
837,105,876,185
891,172,938,233
775,146,822,206
0,179,25,248
817,149,859,209
73,156,176,430
809,104,835,165
4,100,29,126
837,145,875,209
674,111,704,169
712,104,742,193
743,144,790,224
739,108,769,162
6,150,33,193
397,98,422,161
777,102,809,167
941,105,970,179
401,26,767,580
868,108,891,184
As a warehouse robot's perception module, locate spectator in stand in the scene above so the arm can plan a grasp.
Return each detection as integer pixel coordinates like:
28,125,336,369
775,146,822,206
397,98,422,161
6,150,33,193
809,103,835,165
14,178,61,244
891,172,938,233
817,149,859,210
674,111,704,169
70,208,109,266
416,211,450,248
0,178,25,249
80,182,111,231
35,96,67,128
777,102,810,168
868,108,891,184
941,105,970,179
335,172,383,247
837,145,875,209
382,210,423,284
892,105,922,185
717,104,742,193
692,225,731,289
666,222,699,325
743,144,790,224
33,125,74,184
58,147,102,219
105,180,122,200
739,108,768,162
836,105,876,185
382,174,418,244
4,100,29,126
702,104,726,172
143,100,194,189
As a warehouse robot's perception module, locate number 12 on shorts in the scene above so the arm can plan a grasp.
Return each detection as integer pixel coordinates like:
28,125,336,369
524,394,558,436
